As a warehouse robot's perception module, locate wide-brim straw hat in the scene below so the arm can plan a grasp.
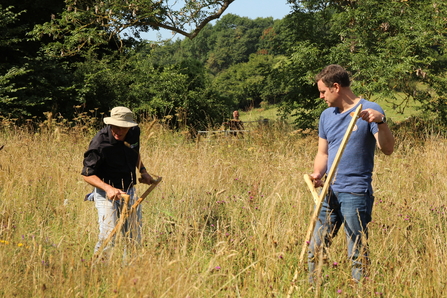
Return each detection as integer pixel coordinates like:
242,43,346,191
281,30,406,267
103,106,138,128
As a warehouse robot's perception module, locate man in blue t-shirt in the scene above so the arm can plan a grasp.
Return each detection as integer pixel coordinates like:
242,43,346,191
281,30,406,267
308,64,394,283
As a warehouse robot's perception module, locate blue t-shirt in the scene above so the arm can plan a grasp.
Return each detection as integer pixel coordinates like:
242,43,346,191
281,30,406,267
319,98,384,193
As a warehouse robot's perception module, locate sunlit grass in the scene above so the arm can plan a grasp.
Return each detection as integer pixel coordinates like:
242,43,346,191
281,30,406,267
1,116,447,297
370,93,422,123
240,97,422,125
240,105,282,123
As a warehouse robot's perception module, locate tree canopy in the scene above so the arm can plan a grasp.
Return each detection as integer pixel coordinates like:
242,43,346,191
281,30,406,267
2,0,447,132
31,0,236,57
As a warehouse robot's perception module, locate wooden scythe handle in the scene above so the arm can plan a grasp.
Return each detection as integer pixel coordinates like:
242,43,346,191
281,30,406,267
287,104,363,298
93,194,130,260
92,177,162,261
131,177,162,212
304,174,319,204
299,104,363,262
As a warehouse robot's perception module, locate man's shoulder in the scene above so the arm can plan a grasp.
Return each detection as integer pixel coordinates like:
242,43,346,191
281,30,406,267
130,126,141,133
124,126,141,147
89,126,111,148
95,126,111,138
127,126,141,138
321,107,337,117
361,99,383,111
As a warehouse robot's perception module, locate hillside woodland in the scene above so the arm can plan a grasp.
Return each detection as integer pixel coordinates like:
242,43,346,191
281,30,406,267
1,0,447,132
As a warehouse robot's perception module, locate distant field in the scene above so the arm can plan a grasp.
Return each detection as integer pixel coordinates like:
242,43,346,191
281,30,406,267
239,105,281,123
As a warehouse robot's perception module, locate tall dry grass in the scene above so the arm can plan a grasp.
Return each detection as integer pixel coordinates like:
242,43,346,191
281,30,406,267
1,118,447,297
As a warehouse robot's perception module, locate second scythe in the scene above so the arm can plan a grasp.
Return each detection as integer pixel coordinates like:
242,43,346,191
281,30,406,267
287,104,362,297
92,176,162,262
299,104,362,262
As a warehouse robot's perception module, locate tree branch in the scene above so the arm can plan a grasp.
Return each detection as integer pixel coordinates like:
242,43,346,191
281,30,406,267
138,0,235,39
189,0,235,39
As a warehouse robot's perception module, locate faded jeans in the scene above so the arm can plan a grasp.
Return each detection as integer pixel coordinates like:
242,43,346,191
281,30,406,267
93,187,142,255
308,190,374,282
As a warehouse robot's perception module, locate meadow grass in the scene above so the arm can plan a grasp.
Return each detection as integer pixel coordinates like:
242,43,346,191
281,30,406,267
1,117,447,297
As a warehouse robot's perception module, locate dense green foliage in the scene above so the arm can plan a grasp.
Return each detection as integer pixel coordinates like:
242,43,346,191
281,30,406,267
2,0,447,131
284,0,447,127
0,1,76,118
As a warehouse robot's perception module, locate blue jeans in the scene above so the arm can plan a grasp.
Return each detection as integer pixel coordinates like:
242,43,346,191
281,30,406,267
308,190,374,282
93,187,142,255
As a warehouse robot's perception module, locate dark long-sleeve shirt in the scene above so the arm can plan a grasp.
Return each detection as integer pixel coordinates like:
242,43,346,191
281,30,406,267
82,125,140,190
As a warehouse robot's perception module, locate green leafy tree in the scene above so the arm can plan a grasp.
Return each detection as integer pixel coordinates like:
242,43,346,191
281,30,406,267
268,3,338,129
158,23,217,65
1,0,65,67
327,1,447,122
31,0,236,57
274,42,327,128
130,13,286,126
1,0,239,126
84,51,230,131
0,1,81,120
257,19,288,56
213,53,282,110
281,0,447,128
0,5,28,108
206,14,275,73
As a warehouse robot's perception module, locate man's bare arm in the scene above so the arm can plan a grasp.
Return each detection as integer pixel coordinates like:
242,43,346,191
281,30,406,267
310,137,329,187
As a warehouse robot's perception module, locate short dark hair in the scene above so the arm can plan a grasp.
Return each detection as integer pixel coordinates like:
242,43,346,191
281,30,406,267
315,64,351,88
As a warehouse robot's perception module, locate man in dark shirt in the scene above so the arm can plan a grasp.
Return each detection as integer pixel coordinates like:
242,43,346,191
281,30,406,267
82,106,155,257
